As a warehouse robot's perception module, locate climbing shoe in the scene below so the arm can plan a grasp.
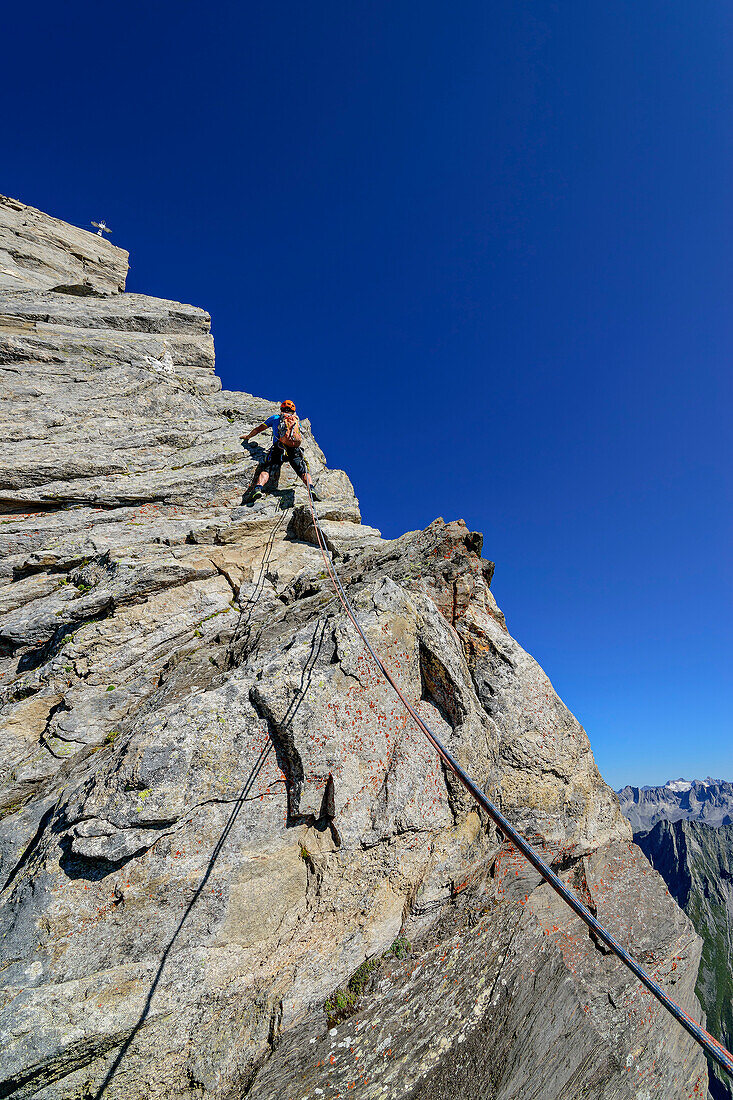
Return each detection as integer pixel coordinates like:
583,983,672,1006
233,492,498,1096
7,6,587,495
309,486,323,502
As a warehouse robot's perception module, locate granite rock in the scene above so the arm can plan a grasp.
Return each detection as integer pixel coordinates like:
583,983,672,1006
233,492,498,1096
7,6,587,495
0,198,710,1100
0,196,128,294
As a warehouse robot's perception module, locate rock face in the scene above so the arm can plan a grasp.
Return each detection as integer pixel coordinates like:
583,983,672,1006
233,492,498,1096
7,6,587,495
618,779,733,832
634,819,733,1100
0,196,128,294
0,197,711,1099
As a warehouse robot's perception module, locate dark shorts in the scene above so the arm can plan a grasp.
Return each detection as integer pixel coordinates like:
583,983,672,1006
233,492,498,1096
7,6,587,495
265,442,307,481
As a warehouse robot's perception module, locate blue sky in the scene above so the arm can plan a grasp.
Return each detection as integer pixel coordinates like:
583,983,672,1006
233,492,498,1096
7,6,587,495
5,1,731,788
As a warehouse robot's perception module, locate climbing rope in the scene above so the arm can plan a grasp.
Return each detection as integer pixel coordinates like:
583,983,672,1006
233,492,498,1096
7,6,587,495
304,482,733,1080
230,496,291,660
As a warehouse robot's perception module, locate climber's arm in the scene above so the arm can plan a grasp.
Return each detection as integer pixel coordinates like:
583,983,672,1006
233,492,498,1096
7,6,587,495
241,423,267,442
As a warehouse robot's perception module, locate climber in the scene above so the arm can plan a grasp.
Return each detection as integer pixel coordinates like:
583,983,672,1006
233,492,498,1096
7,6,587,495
241,400,320,502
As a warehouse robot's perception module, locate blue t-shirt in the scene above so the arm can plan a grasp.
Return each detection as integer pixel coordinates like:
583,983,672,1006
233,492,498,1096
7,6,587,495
265,415,281,444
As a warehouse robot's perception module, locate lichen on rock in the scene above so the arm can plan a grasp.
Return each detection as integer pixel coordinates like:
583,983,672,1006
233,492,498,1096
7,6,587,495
0,196,710,1099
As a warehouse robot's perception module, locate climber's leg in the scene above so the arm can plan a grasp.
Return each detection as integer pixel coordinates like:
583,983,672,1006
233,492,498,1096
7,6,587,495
286,446,320,497
243,445,284,502
262,444,286,491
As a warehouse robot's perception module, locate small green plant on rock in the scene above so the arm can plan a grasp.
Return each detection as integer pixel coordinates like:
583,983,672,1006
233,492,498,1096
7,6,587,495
323,935,414,1026
324,956,380,1025
386,936,411,960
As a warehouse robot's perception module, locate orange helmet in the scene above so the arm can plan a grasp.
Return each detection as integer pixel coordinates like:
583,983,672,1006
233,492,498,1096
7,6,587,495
280,400,296,413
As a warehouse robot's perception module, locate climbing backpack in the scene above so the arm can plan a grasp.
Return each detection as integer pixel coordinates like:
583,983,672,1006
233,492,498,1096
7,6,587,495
278,413,302,448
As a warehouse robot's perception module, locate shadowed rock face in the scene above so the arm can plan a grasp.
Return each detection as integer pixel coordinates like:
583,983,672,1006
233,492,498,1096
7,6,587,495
635,819,733,1100
0,198,710,1099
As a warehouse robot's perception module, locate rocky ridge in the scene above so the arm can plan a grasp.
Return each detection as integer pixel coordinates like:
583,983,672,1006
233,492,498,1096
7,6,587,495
0,196,711,1099
618,780,733,832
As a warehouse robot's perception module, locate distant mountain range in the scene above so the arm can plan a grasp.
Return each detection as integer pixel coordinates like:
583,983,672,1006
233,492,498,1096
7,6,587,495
619,780,733,1100
617,778,733,831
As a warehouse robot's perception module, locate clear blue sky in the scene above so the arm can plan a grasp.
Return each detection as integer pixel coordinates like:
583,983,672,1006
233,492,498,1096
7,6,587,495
5,1,731,789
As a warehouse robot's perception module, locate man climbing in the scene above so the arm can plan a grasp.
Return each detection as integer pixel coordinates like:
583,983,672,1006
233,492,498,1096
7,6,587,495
241,400,320,502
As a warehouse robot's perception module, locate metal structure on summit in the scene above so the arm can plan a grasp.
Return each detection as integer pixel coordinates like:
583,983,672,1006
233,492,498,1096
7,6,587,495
91,220,112,237
303,480,733,1082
